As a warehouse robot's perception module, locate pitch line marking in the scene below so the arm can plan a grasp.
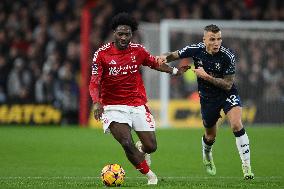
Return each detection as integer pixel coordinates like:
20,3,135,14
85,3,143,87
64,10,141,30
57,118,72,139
0,176,282,179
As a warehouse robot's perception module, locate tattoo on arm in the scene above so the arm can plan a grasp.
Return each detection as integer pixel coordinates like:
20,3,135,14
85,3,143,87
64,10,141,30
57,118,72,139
207,74,235,91
164,51,180,62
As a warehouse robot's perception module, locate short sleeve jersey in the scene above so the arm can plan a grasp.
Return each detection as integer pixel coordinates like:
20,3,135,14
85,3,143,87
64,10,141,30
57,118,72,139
178,42,238,99
89,42,159,106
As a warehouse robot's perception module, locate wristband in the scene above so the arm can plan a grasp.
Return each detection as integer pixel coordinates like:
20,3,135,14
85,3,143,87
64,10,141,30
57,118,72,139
172,67,178,75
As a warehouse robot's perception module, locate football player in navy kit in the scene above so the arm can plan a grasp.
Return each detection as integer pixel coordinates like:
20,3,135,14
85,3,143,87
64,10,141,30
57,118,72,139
159,24,254,179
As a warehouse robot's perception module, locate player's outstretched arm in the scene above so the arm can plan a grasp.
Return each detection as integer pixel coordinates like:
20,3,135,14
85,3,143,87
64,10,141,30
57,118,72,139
153,62,190,76
155,51,180,65
163,51,180,63
154,50,191,75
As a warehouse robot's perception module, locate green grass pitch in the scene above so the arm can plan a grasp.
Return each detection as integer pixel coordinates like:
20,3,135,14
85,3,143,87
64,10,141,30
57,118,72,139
0,125,283,189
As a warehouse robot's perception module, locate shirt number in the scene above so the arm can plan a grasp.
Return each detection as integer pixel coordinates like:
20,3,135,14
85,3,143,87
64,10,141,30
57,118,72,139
226,95,239,106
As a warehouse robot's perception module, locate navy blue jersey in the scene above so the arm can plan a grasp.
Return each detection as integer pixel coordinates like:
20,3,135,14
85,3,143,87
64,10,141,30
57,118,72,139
178,42,238,99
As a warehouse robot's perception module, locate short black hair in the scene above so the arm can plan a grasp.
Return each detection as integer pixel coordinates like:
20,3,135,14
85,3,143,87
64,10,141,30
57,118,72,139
111,12,138,32
204,24,220,33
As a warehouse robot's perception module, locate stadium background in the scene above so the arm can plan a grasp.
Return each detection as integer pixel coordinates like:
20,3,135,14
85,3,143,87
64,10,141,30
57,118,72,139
0,0,284,188
0,0,283,127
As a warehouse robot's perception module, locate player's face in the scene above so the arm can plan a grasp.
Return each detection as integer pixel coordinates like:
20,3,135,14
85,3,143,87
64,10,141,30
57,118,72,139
114,25,132,50
203,31,222,54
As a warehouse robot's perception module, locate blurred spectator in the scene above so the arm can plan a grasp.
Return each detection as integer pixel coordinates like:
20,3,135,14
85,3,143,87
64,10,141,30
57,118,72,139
0,0,283,124
0,55,10,94
7,58,33,103
0,86,6,103
35,72,58,104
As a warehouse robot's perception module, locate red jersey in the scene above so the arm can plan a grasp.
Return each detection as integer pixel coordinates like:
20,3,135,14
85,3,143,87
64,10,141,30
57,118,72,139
89,42,159,106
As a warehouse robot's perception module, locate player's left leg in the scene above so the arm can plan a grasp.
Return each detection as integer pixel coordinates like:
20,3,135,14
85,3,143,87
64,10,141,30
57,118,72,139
135,131,157,166
132,105,158,185
136,131,157,184
226,106,254,180
202,125,217,176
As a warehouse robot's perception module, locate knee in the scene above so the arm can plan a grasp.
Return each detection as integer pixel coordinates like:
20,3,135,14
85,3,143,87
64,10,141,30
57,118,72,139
143,142,157,154
230,120,243,132
205,134,216,142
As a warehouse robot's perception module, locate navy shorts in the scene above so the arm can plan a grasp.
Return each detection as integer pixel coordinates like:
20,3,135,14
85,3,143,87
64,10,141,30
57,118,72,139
200,93,242,128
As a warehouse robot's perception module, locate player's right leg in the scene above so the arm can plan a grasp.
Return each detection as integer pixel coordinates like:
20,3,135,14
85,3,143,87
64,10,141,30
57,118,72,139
202,125,217,176
109,122,157,185
200,98,221,176
109,122,144,164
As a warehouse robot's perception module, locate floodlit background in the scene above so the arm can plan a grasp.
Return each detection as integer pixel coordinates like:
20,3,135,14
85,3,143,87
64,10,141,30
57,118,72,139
0,0,283,188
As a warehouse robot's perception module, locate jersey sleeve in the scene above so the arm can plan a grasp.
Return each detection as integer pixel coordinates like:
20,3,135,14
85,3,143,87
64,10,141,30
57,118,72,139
223,50,236,75
141,46,160,69
89,51,103,104
178,43,201,58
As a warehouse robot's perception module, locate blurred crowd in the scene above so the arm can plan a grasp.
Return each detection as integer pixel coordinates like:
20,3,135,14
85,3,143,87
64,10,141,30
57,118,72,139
0,0,82,123
0,0,283,123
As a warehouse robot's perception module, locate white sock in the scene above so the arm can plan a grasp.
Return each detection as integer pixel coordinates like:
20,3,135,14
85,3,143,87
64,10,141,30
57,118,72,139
146,170,156,178
202,136,213,160
235,132,251,166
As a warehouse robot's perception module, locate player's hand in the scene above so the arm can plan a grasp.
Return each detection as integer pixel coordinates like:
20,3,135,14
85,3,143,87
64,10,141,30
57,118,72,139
193,67,210,80
155,55,167,65
176,65,191,76
93,102,104,121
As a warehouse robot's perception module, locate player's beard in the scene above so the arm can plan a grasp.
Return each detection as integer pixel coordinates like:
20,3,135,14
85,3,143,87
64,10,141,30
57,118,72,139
118,40,129,49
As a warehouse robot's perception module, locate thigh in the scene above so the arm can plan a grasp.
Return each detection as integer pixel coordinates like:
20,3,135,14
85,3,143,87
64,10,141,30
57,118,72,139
226,106,243,131
102,108,132,133
226,106,242,123
132,105,155,132
200,99,222,128
109,122,134,144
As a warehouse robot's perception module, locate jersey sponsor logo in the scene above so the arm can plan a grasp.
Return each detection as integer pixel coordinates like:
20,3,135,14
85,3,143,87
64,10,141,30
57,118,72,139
92,64,98,75
108,65,138,76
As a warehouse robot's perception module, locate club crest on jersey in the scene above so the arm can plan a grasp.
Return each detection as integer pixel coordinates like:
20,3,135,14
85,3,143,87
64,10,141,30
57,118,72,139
215,62,221,71
131,55,136,63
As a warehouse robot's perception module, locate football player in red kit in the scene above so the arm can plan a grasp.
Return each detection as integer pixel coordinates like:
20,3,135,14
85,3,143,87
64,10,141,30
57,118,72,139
89,12,190,185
